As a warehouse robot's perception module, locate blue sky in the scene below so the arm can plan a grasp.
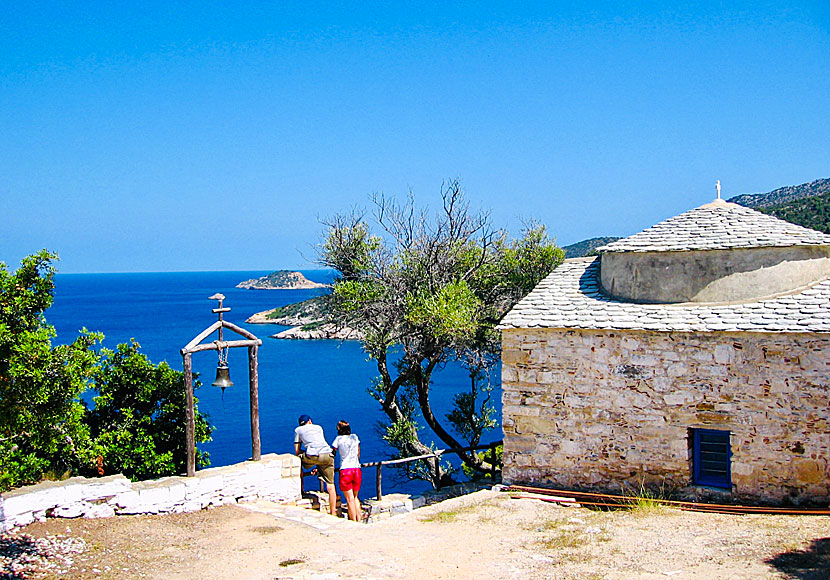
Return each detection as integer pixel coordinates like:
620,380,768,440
2,2,829,273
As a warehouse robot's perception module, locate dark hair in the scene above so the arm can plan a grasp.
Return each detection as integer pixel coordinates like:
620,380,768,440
336,420,351,435
298,414,311,426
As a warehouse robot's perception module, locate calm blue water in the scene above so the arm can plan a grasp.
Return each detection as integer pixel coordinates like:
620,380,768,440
49,271,500,495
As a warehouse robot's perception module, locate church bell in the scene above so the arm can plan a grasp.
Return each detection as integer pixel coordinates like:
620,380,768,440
212,363,234,389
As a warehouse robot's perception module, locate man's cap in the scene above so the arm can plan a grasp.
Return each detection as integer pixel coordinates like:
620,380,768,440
298,414,311,425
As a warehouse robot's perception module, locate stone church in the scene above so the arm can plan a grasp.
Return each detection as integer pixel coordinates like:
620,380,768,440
499,198,830,504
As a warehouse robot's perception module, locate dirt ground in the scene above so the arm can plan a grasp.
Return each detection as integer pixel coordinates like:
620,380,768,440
3,490,829,580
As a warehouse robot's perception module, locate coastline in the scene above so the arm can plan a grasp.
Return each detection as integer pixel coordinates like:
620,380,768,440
270,323,362,340
246,307,361,340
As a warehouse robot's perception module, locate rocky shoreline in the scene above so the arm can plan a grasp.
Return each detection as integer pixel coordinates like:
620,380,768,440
271,323,362,340
245,308,312,326
246,307,361,340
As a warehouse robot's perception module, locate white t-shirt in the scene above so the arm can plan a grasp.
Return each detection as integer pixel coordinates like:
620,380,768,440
294,423,332,456
332,434,361,469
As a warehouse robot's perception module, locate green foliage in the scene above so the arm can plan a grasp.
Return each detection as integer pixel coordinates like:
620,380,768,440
447,369,497,447
0,251,101,491
320,182,563,484
405,281,481,341
265,296,327,320
499,222,566,295
759,192,830,234
322,219,382,281
562,236,622,258
333,279,386,312
87,340,212,481
0,251,213,491
461,444,502,481
620,477,674,514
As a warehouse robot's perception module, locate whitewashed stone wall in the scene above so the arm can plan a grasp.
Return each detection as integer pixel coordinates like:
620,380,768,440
501,329,830,504
0,453,301,532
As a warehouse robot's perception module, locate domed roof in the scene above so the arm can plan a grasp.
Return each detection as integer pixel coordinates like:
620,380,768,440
501,194,830,327
498,257,830,333
598,199,830,253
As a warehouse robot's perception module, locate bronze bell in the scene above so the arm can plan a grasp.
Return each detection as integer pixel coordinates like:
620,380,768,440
212,363,234,389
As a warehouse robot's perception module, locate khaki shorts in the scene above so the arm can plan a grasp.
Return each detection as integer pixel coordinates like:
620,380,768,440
301,452,335,485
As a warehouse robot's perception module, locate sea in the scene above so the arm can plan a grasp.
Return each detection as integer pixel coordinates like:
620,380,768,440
48,270,501,495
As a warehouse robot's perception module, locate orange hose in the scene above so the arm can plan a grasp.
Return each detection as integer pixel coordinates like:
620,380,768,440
504,485,830,516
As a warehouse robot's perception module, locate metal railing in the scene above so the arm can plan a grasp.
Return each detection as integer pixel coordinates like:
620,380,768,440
301,440,502,501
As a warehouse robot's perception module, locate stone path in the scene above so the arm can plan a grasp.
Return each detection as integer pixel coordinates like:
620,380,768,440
238,500,359,534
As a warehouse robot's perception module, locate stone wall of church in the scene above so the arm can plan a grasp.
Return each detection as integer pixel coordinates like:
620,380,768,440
501,328,830,504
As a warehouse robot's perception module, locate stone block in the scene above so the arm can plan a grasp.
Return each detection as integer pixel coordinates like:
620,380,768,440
731,462,755,477
133,481,179,510
179,500,205,513
192,473,224,498
559,439,584,456
515,416,556,435
663,392,697,406
502,405,540,417
502,349,530,365
667,363,689,377
10,511,35,528
84,504,115,519
506,436,539,454
2,487,63,519
794,459,824,484
502,367,519,383
50,503,87,518
82,475,133,500
714,344,734,364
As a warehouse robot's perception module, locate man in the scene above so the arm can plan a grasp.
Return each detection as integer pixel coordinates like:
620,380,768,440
294,414,337,516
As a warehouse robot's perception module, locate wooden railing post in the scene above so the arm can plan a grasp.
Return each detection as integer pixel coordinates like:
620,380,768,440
432,454,441,490
489,442,497,479
376,463,383,501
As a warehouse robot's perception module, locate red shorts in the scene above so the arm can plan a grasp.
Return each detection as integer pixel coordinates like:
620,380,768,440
339,468,362,493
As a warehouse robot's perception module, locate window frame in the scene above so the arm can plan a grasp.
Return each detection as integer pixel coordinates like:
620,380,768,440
691,428,732,489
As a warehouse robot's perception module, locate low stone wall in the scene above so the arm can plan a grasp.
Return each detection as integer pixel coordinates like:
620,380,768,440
0,453,301,532
502,328,830,504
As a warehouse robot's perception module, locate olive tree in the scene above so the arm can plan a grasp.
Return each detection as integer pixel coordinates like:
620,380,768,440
320,181,563,486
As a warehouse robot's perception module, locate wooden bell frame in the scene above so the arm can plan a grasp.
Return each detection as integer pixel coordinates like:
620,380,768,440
180,294,262,476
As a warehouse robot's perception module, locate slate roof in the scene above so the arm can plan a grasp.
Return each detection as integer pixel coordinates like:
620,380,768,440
598,199,830,253
498,258,830,333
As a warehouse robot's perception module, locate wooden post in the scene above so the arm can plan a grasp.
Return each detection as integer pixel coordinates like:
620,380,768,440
376,463,383,501
248,345,261,461
489,442,497,479
183,353,196,477
432,454,441,490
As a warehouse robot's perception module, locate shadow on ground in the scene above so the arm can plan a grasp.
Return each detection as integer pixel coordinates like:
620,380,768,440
766,537,830,580
0,534,40,580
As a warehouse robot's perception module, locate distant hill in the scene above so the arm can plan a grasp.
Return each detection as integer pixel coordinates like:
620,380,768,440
727,178,830,209
754,193,830,235
236,270,328,290
563,237,622,258
728,178,830,234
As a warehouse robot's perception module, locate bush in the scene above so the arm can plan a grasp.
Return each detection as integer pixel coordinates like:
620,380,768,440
87,340,212,481
0,251,213,491
0,251,100,491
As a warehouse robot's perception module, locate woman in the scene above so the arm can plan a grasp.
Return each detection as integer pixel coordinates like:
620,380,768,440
332,420,362,522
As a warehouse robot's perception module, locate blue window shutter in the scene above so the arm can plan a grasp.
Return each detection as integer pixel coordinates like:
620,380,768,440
692,429,731,489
